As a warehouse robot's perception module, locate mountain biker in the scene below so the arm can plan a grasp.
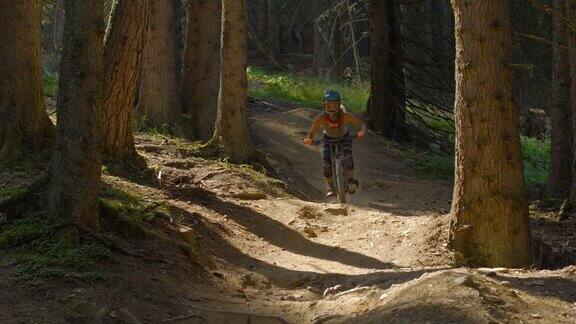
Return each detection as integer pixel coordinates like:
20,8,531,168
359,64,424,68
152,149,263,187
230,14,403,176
304,90,367,197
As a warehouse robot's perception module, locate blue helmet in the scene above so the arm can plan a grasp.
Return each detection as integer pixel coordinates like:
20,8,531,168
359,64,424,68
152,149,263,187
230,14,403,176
323,90,341,103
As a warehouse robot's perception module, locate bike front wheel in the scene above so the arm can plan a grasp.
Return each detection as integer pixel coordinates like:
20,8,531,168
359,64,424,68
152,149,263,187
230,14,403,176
334,158,347,204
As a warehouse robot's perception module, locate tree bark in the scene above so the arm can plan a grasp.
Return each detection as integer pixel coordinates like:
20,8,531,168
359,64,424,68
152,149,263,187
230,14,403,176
53,0,65,52
137,0,181,130
560,0,576,217
368,0,407,139
388,0,408,139
102,0,149,159
49,0,105,230
368,0,395,136
0,0,54,160
182,0,221,141
547,0,573,199
448,0,532,267
208,0,253,163
313,0,331,77
267,0,282,58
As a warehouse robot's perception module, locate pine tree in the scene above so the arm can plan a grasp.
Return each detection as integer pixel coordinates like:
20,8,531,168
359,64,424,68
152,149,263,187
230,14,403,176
448,0,533,267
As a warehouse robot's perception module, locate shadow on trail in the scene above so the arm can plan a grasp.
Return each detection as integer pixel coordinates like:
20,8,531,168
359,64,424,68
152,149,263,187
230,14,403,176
347,303,482,323
172,204,445,290
173,189,393,271
497,275,576,304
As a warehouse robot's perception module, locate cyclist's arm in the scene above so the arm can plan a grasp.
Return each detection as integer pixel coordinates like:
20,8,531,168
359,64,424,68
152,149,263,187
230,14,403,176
307,116,324,139
344,113,367,133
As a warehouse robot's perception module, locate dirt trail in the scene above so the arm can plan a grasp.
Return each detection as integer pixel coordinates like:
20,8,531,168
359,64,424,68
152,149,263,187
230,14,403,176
140,100,576,323
4,100,576,323
125,100,569,323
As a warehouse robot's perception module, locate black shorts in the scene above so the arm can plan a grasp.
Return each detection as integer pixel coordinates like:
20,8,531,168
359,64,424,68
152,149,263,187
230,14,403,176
322,133,354,170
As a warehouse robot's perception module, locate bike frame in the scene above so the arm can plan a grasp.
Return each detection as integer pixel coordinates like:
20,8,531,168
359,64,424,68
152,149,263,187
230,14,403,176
316,136,350,204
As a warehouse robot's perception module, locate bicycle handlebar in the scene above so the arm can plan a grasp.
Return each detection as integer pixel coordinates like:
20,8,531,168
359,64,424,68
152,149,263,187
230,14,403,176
311,134,359,145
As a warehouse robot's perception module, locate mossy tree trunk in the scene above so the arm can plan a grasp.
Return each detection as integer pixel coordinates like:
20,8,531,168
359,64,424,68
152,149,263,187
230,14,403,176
48,0,105,230
101,0,149,160
182,0,221,141
547,0,573,199
0,0,54,160
137,0,181,130
207,0,254,163
448,0,533,268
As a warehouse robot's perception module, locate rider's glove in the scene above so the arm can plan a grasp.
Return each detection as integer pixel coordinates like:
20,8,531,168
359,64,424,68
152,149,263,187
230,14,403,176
357,131,366,139
304,137,313,145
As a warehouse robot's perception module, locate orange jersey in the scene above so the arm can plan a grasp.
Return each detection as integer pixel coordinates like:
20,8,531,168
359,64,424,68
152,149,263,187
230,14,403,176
307,111,365,139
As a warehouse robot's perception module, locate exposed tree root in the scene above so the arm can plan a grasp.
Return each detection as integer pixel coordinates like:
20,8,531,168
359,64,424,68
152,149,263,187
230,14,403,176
558,197,575,220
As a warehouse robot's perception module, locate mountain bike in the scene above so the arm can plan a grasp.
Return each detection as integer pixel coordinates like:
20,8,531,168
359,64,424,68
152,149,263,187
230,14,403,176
313,135,355,204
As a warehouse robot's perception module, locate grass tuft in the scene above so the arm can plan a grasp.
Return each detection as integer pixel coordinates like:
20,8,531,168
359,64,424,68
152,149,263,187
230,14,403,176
406,136,550,190
247,66,370,113
100,186,161,224
522,136,550,189
43,72,59,99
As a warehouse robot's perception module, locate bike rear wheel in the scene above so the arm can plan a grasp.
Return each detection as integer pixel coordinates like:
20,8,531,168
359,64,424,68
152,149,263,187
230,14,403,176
334,159,347,204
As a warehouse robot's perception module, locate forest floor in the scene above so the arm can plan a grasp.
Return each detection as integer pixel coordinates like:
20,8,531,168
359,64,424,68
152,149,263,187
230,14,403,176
2,99,576,323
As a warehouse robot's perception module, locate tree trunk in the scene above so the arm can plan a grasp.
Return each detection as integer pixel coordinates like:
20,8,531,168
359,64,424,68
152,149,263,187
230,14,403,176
547,0,573,199
313,0,331,77
102,0,149,159
267,0,282,58
368,0,395,136
448,0,532,268
208,0,253,163
182,0,221,141
49,0,105,230
331,12,344,81
560,0,576,217
388,0,407,138
53,0,65,52
368,0,407,139
137,0,181,130
0,0,54,160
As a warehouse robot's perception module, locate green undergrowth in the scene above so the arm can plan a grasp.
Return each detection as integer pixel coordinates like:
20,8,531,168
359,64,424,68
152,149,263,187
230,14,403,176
218,157,271,184
100,186,171,225
0,185,172,282
0,150,50,200
522,136,551,189
43,72,59,99
134,117,171,136
247,66,370,113
0,216,109,282
407,136,550,190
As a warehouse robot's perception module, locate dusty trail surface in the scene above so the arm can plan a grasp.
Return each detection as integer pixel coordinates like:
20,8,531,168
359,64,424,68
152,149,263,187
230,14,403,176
2,100,576,323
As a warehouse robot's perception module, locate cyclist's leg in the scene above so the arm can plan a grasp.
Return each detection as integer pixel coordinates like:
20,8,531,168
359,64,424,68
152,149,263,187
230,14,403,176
322,138,336,196
342,135,359,193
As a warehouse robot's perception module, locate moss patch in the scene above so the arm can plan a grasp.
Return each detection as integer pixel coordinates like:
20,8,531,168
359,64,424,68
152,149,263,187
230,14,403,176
0,215,109,282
